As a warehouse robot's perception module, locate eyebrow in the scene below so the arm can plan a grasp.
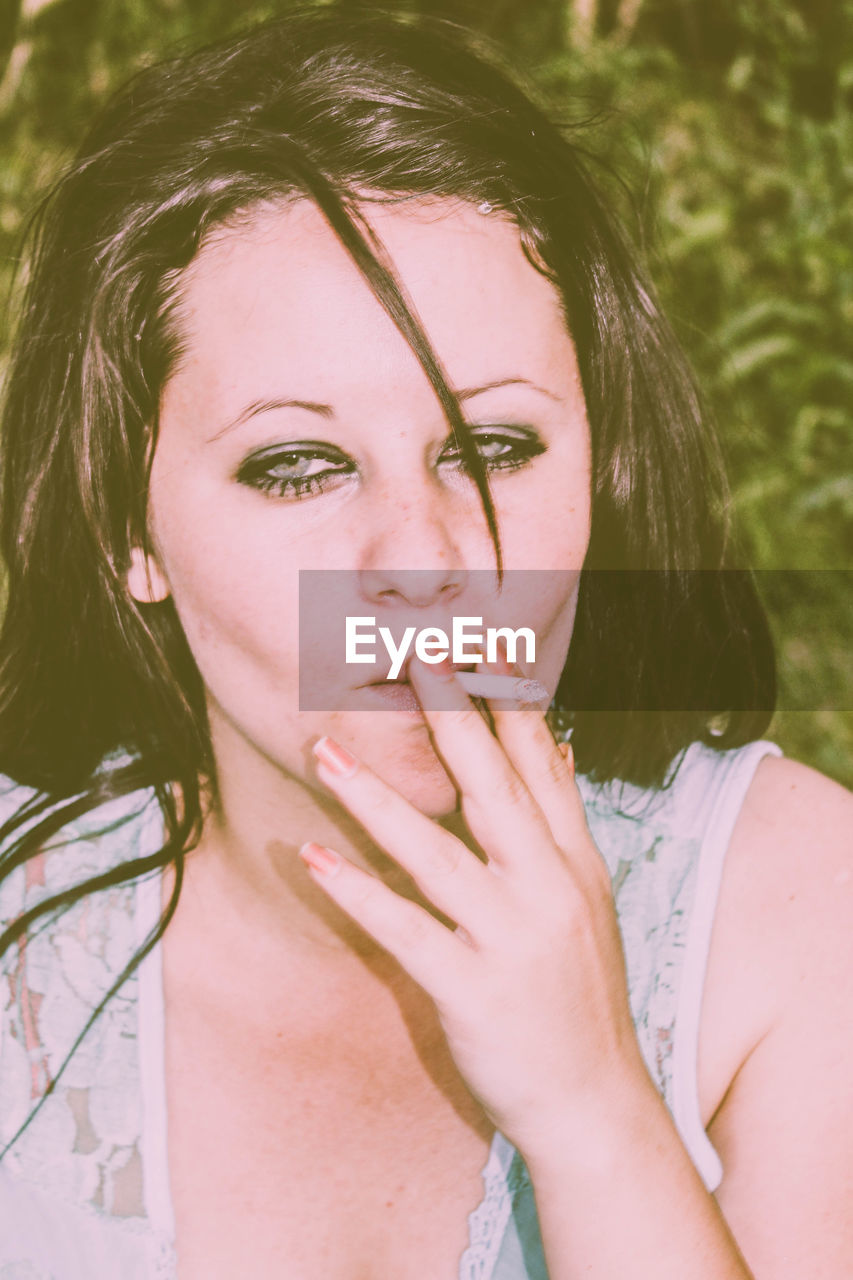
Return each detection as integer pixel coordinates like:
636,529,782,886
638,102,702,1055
207,377,560,442
208,398,334,442
458,377,561,403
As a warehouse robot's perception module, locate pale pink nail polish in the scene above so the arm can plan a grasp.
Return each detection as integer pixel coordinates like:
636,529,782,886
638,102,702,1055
312,735,358,778
298,842,342,876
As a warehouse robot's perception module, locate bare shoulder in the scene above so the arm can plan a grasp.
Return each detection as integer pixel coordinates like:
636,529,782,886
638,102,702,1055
698,754,853,1275
701,754,853,1092
722,753,853,968
736,751,852,847
726,752,853,914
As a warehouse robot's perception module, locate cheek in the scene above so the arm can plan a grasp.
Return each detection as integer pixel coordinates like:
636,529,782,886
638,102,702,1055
491,453,589,676
148,472,303,701
181,575,301,719
498,456,591,570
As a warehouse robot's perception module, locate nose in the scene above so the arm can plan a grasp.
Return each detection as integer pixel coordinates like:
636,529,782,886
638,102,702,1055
361,565,466,608
357,480,469,609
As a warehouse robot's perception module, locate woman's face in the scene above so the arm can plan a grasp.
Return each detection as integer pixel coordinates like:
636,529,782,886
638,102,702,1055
136,198,591,815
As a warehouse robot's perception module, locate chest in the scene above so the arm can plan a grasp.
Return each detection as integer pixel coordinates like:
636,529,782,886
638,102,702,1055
164,973,496,1280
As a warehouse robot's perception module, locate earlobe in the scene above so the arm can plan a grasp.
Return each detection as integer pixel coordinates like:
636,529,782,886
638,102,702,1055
127,546,171,603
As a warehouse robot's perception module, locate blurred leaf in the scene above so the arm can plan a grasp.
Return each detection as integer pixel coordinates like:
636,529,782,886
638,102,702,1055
795,476,853,516
720,335,801,384
0,0,21,63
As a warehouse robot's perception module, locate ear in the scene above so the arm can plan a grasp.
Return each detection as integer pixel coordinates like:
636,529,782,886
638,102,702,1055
127,546,171,604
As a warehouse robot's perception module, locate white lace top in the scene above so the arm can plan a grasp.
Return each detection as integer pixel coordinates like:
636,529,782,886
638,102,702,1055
0,738,781,1279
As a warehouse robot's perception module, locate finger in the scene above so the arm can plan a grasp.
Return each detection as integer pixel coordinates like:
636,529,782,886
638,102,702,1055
297,841,474,1000
494,718,601,883
488,696,586,845
311,736,507,941
479,648,599,882
406,657,561,877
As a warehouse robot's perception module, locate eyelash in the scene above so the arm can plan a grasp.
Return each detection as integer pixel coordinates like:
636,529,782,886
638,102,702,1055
236,429,547,501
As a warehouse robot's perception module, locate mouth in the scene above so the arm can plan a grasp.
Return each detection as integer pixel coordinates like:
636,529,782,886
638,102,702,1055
362,660,478,714
363,680,424,714
365,657,477,688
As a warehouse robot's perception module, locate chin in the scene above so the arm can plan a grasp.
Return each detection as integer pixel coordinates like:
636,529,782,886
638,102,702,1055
321,710,458,818
400,773,461,819
367,734,462,819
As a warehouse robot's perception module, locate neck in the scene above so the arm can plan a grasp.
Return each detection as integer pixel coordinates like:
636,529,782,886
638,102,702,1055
167,718,472,976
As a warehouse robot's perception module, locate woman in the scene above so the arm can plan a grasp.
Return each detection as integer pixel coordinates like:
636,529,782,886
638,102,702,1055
0,9,850,1278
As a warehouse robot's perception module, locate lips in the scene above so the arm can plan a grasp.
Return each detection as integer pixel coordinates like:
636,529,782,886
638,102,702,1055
363,658,478,714
364,680,423,714
365,656,476,687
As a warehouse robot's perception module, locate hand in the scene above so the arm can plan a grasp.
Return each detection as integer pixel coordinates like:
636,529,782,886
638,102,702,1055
299,654,647,1161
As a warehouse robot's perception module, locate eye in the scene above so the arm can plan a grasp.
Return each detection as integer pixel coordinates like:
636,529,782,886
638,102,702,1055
235,444,356,500
437,426,546,476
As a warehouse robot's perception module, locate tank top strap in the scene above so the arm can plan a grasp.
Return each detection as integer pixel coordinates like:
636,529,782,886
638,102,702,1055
576,738,782,1190
667,738,782,1189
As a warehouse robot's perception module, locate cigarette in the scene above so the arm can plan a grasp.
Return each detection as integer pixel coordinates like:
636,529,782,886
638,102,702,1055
454,672,550,703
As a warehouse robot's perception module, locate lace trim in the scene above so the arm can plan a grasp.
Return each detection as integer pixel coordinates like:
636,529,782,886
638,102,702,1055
458,1132,514,1280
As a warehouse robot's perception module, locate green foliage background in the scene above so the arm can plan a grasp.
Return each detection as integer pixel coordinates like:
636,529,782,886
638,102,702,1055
1,0,851,785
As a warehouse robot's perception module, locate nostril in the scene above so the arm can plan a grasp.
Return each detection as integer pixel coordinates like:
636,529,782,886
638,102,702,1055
360,567,468,610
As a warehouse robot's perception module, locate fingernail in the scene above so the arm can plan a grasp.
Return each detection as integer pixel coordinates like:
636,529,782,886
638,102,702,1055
298,842,342,877
429,655,456,681
313,736,358,778
410,654,455,682
490,639,517,675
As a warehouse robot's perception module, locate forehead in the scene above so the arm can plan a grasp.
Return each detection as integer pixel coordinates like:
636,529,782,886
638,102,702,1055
164,197,576,409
